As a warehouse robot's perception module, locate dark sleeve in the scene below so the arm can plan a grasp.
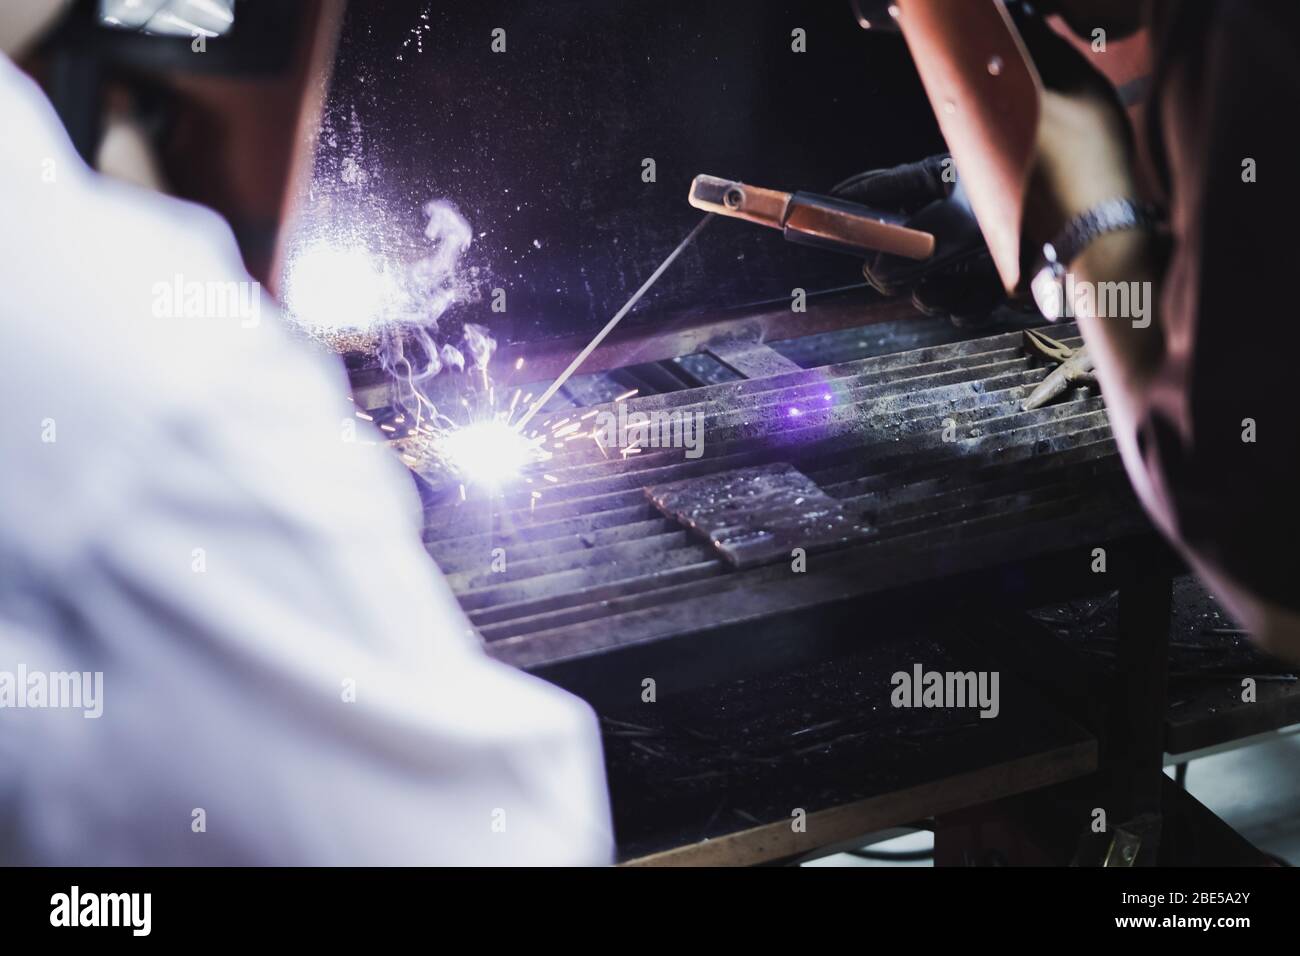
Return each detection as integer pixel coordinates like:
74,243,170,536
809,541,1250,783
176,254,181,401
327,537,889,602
1136,0,1300,610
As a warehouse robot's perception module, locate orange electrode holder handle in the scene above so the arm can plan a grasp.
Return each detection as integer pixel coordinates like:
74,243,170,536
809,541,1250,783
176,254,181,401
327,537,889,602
689,174,936,261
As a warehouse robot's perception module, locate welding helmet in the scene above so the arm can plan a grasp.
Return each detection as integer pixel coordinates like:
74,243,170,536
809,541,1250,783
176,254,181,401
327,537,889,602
849,0,1050,293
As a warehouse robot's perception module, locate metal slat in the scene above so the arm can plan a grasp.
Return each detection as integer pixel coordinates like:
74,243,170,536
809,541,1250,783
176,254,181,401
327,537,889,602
430,394,1106,527
484,503,1145,668
415,323,1139,665
429,518,681,573
425,401,1111,568
466,464,1133,631
447,529,696,590
420,329,1083,519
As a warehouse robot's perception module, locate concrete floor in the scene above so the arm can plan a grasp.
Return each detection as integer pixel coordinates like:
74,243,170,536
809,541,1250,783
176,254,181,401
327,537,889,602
808,725,1300,867
1176,727,1300,864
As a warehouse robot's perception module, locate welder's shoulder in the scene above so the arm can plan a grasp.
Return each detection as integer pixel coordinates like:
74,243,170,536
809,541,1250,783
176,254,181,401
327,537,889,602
0,157,329,442
2,136,325,420
0,53,269,393
0,58,423,559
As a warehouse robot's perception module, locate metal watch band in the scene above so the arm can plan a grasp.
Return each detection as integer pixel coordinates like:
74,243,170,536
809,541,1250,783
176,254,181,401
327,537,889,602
1038,197,1163,273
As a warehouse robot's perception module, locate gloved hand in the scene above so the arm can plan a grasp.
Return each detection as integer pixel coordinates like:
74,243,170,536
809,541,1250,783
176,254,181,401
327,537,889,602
831,154,1008,326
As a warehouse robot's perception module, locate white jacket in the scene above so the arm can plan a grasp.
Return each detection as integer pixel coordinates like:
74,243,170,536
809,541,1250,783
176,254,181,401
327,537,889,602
0,54,612,865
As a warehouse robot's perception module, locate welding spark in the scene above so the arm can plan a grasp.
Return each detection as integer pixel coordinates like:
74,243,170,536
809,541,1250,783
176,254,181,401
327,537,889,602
290,198,569,498
306,199,682,502
434,420,544,489
385,352,629,498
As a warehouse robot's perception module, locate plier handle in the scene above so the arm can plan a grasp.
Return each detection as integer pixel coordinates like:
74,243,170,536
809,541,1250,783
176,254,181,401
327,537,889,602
1023,328,1096,411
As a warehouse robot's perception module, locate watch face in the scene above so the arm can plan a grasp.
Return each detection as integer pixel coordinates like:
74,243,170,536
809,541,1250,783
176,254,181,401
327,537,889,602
1030,265,1065,321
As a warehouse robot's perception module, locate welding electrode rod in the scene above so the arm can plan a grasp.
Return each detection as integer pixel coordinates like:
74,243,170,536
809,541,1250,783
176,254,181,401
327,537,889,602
515,213,715,431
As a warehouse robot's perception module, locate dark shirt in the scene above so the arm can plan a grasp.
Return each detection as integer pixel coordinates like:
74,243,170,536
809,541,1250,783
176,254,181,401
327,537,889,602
1136,0,1300,610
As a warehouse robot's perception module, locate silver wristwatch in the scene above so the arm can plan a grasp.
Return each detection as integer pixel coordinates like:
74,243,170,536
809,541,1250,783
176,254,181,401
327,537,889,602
1029,198,1162,321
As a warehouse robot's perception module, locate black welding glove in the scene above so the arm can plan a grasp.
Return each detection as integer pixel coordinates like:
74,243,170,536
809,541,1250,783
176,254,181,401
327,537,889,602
831,154,1007,326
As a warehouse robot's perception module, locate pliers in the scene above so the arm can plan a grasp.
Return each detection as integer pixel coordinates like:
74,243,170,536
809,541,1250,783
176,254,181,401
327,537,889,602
1022,328,1096,411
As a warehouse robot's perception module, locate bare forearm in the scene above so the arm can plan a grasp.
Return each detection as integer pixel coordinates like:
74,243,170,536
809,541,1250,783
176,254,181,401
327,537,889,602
1067,229,1166,471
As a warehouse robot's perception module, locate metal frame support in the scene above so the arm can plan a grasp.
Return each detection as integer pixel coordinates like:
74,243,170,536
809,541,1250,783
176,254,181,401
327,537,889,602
1106,545,1173,863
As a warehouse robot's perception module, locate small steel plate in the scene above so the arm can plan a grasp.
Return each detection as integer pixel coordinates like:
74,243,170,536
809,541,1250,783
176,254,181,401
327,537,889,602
645,462,874,569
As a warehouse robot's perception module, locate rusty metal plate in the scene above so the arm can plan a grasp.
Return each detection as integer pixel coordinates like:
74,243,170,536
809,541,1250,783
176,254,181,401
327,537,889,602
645,463,873,569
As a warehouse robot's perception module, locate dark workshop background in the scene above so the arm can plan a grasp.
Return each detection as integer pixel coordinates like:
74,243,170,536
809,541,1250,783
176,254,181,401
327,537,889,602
302,0,945,345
